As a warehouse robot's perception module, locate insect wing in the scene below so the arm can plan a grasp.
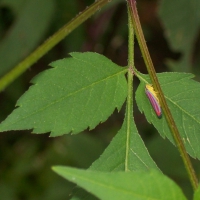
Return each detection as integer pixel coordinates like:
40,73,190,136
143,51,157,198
145,88,162,118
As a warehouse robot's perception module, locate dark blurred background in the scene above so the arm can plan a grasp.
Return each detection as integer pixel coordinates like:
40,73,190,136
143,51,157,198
0,0,200,199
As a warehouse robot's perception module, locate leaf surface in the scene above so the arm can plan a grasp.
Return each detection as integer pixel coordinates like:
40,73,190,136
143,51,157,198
71,77,159,199
0,52,127,136
89,110,159,172
136,72,200,159
53,166,187,200
194,186,200,200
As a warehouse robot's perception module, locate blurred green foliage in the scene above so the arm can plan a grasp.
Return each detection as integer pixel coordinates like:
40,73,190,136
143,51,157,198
0,0,200,199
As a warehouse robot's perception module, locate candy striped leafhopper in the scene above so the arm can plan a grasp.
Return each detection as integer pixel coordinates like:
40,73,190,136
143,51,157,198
145,84,162,119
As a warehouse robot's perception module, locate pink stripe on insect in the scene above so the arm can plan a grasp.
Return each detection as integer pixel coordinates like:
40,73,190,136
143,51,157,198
145,84,162,119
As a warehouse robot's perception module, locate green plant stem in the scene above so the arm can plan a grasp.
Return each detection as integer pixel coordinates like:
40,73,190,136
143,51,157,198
125,7,134,171
127,8,134,69
0,0,112,92
127,0,198,190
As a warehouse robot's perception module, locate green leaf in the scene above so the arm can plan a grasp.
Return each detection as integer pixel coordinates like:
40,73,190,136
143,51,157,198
194,186,200,200
71,78,159,199
89,111,159,172
0,52,127,136
136,72,200,159
158,0,200,71
0,0,55,76
53,166,187,200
